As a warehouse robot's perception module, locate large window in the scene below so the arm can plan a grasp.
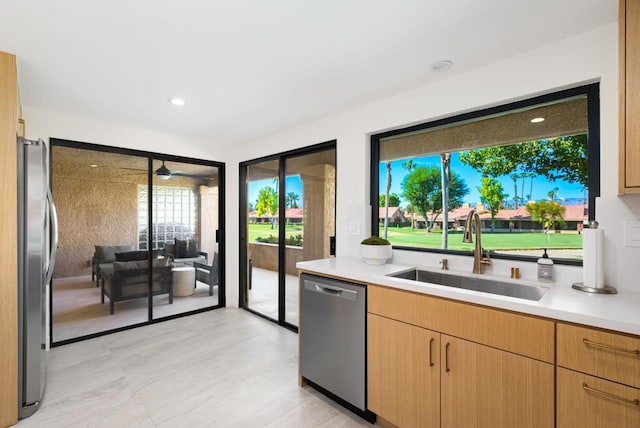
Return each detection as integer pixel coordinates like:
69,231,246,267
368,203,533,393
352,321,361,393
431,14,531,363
371,84,599,263
138,185,198,250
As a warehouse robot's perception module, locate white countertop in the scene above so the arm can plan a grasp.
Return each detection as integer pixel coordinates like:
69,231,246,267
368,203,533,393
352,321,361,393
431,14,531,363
297,257,640,336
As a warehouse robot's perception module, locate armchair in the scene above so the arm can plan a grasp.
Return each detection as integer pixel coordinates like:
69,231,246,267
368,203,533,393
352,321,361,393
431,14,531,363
193,252,219,296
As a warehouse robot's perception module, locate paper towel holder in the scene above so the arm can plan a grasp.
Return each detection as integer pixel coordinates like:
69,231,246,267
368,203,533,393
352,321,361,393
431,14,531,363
571,282,618,294
572,220,617,294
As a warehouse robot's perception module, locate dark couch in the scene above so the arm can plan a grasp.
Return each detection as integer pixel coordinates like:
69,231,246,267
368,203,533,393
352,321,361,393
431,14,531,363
101,258,173,314
92,244,135,285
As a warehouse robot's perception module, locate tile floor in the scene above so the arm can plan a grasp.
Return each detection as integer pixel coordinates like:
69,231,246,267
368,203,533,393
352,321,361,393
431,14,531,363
52,275,219,342
18,308,372,428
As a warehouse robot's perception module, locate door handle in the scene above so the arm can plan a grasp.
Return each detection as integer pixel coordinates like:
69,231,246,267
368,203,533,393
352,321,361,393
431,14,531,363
445,342,450,372
429,337,434,367
45,187,59,284
582,338,640,356
583,383,640,406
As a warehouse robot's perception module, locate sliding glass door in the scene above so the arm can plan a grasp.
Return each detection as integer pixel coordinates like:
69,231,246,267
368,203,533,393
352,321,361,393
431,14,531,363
240,142,336,329
50,140,225,345
243,159,280,320
151,158,222,320
51,146,151,342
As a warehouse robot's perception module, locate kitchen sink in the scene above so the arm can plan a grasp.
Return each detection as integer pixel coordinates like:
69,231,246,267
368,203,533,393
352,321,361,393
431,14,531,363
387,269,548,301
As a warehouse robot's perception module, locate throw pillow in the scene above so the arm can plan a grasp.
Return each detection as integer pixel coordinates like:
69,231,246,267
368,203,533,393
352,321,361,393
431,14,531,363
175,238,198,258
111,258,169,271
112,261,130,271
163,243,175,256
95,245,135,262
115,250,160,261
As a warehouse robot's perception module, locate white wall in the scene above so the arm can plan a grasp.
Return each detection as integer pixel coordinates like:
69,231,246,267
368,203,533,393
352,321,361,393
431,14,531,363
25,23,640,311
225,23,640,307
23,107,223,161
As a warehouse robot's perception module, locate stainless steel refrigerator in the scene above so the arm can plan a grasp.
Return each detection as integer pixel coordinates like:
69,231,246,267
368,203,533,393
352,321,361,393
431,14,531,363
17,137,58,419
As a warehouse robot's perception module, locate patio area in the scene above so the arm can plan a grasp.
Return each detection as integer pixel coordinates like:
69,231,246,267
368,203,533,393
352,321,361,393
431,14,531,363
52,275,219,342
247,267,299,326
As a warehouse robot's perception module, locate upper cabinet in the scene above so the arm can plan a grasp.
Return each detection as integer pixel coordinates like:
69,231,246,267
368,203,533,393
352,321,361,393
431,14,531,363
0,50,20,427
620,0,640,193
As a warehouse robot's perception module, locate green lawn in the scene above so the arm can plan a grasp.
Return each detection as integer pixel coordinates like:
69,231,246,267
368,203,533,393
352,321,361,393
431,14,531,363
380,226,582,251
248,223,303,242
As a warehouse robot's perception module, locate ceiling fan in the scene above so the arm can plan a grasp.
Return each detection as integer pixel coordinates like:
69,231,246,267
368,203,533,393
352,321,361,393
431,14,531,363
155,160,172,180
117,161,215,181
154,160,216,181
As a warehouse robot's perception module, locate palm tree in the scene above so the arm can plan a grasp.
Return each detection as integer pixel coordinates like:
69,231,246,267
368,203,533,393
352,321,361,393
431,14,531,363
440,153,451,249
383,161,392,239
528,173,535,202
548,187,559,201
511,173,519,208
286,192,300,208
402,160,415,229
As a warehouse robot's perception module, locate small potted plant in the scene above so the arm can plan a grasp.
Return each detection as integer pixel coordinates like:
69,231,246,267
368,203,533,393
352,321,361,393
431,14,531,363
360,236,393,265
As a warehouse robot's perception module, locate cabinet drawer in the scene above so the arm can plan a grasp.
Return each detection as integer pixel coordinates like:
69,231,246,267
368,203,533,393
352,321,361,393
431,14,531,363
368,284,554,363
557,323,640,388
557,367,640,428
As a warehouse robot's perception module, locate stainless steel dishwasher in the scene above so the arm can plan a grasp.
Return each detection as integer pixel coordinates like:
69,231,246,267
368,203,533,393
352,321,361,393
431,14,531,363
299,273,366,412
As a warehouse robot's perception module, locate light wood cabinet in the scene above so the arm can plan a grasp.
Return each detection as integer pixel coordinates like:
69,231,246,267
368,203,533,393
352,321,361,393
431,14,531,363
557,367,640,427
619,0,640,193
368,283,554,363
0,50,20,427
441,335,554,428
368,284,554,428
557,323,640,388
368,314,440,428
557,322,640,427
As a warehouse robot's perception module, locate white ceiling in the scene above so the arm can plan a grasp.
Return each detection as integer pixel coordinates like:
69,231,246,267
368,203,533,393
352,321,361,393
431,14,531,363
1,1,616,146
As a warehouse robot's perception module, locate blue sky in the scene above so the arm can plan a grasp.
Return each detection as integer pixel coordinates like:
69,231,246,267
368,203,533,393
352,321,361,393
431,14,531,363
379,153,586,206
248,175,304,209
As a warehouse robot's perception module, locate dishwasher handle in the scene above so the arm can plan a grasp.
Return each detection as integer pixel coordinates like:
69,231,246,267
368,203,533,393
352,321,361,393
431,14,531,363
304,280,359,301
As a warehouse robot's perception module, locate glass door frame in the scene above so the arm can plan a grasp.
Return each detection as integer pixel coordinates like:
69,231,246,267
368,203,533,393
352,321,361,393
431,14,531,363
239,140,337,332
49,138,226,346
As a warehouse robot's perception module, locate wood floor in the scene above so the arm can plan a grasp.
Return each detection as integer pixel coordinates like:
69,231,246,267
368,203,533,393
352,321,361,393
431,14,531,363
18,308,372,427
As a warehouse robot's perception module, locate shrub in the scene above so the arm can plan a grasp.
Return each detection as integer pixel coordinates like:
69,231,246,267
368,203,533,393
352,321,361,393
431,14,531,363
255,234,304,247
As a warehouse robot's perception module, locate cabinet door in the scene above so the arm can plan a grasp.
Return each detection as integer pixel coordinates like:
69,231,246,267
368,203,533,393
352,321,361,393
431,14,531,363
368,313,440,428
621,0,640,191
441,335,554,428
557,367,640,428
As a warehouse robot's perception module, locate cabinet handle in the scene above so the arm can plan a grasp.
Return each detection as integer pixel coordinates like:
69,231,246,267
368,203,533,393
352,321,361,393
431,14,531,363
445,342,450,372
429,338,434,367
582,383,640,406
582,338,640,357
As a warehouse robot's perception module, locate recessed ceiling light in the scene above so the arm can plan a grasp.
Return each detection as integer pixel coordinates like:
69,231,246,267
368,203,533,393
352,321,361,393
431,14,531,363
90,164,98,168
168,97,185,106
429,60,453,72
530,117,545,123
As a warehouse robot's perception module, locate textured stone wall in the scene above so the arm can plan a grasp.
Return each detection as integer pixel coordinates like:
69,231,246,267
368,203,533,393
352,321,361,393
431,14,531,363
51,146,214,278
52,175,138,278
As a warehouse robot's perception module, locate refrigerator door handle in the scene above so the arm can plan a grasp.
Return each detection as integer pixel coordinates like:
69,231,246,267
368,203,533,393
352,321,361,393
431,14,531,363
45,187,58,284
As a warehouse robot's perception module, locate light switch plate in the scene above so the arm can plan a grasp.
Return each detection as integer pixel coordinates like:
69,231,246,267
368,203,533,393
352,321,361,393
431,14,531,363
623,220,640,247
348,222,360,235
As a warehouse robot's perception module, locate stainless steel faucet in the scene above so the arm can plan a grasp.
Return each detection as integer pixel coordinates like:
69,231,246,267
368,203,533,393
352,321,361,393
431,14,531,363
463,209,491,274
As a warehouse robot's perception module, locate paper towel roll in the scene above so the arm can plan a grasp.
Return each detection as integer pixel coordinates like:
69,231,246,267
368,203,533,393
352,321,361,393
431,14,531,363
582,228,605,288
